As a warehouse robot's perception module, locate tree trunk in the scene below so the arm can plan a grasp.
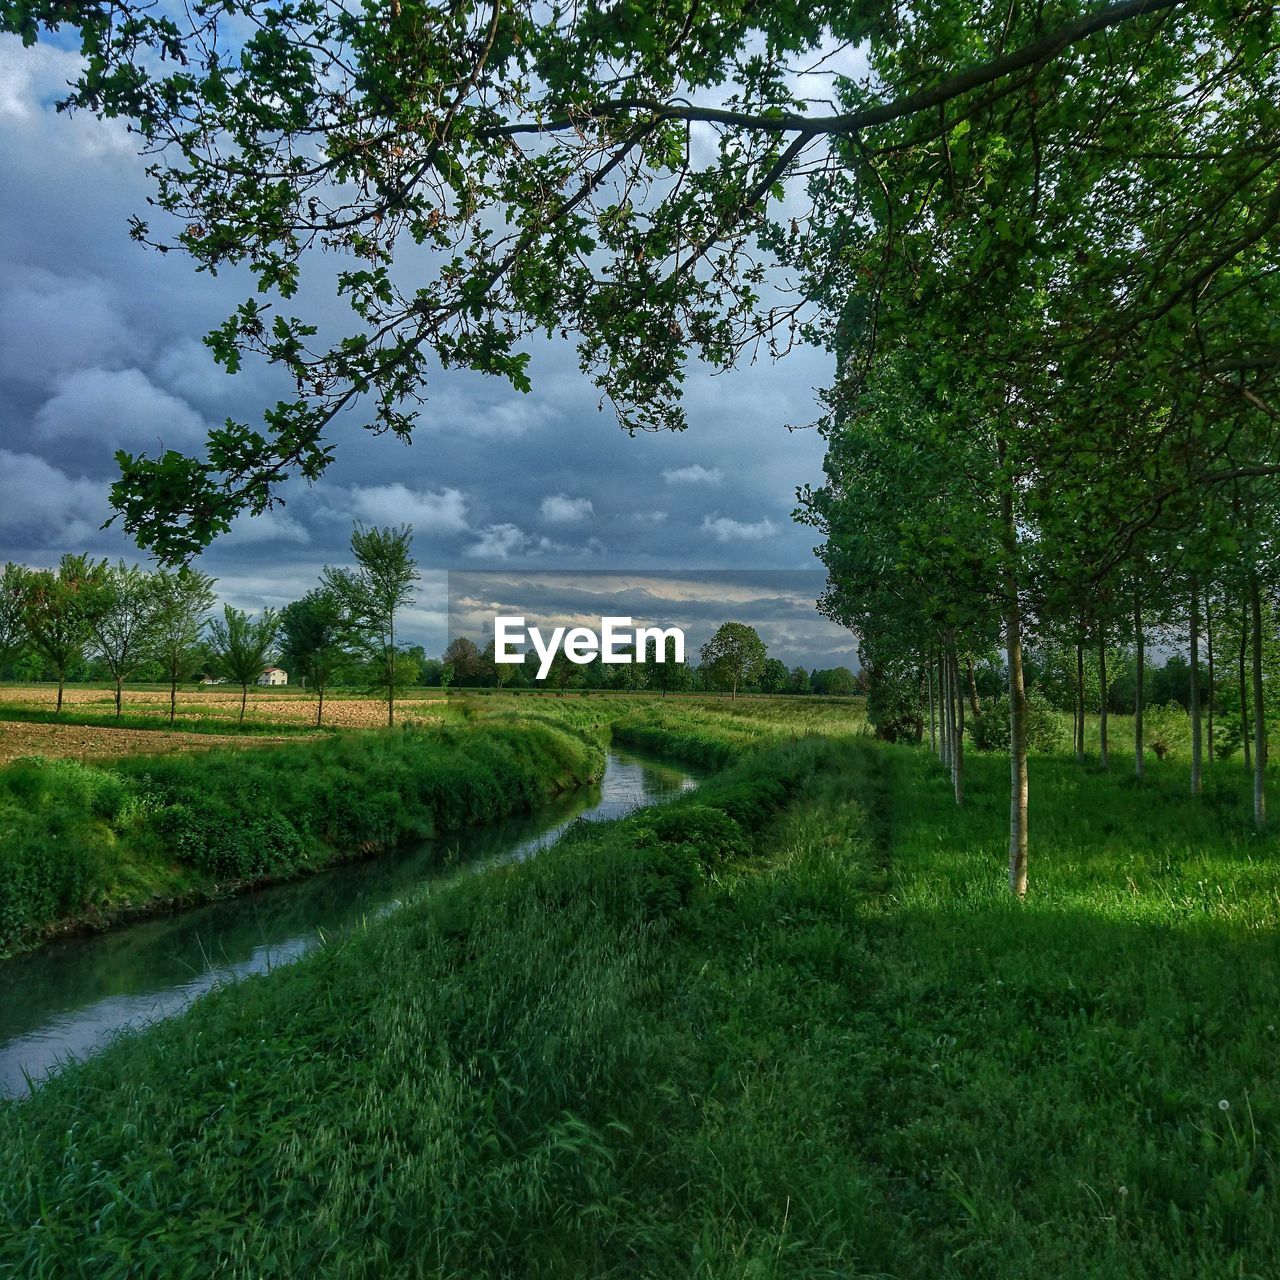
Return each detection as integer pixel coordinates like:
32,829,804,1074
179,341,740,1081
940,653,952,770
1205,592,1215,764
1006,594,1029,897
1002,474,1028,898
1189,576,1202,796
927,646,937,756
56,668,65,714
1098,625,1109,771
316,685,324,728
1075,639,1086,763
1133,594,1145,779
1249,569,1266,830
169,673,178,726
966,658,981,721
115,676,123,718
1240,595,1252,770
240,683,248,726
388,617,397,727
950,642,965,807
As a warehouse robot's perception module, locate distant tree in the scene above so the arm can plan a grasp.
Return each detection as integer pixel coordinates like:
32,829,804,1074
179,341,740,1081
84,561,160,717
207,605,279,725
439,662,455,693
418,656,444,688
0,563,26,678
813,666,857,697
788,666,812,695
648,635,692,697
700,622,767,700
19,555,105,713
279,588,348,727
442,637,484,687
149,568,217,724
758,657,790,694
481,639,517,690
323,524,421,727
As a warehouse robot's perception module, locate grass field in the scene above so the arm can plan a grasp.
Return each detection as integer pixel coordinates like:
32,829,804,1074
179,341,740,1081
3,697,1279,1276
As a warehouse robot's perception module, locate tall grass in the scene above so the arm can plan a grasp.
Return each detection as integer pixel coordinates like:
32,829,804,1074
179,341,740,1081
4,705,1280,1276
0,718,602,954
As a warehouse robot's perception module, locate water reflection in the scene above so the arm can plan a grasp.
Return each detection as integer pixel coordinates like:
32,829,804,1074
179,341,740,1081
0,747,697,1096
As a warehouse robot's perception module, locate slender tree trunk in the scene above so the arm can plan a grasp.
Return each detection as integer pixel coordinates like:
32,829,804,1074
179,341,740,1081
1075,638,1086,763
388,616,396,727
1098,625,1110,771
947,645,962,803
1190,576,1202,796
1134,594,1145,779
317,684,324,728
1206,592,1215,764
1001,476,1028,898
1240,595,1252,770
56,667,65,714
1249,570,1266,830
940,652,952,770
927,646,937,755
240,683,248,725
966,658,981,721
170,672,178,726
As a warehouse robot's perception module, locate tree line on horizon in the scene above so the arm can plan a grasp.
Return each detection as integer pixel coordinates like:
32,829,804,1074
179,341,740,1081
0,533,864,718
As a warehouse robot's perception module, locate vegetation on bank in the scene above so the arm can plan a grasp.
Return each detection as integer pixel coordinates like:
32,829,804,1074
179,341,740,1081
0,717,602,956
3,723,1279,1277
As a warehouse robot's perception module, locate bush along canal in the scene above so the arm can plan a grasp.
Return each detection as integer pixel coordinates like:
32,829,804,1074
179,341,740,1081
0,746,698,1095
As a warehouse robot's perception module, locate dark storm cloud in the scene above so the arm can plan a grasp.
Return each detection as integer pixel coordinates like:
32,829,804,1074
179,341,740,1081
0,36,844,661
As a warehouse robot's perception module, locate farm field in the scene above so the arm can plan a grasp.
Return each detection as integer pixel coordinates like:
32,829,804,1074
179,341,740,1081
2,700,1279,1277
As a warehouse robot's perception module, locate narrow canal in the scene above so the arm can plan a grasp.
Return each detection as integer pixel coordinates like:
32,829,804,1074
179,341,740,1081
0,745,699,1096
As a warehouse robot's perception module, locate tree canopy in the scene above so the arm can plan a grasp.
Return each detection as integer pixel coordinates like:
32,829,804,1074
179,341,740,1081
2,0,1239,559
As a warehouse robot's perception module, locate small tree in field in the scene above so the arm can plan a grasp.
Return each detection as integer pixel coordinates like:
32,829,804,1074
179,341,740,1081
323,525,420,727
0,563,26,677
280,588,348,727
700,622,767,701
84,561,160,717
149,568,217,725
207,605,279,725
20,555,105,712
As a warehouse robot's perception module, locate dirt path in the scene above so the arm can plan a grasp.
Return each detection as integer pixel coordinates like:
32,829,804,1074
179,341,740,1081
0,719,300,765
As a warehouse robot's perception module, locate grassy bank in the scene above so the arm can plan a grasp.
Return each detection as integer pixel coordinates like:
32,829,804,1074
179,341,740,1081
0,719,602,956
5,727,1279,1276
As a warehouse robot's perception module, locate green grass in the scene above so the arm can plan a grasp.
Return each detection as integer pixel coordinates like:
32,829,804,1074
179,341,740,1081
0,717,603,955
3,704,1280,1276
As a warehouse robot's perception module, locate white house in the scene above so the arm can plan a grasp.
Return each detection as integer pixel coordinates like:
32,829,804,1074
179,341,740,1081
258,666,288,687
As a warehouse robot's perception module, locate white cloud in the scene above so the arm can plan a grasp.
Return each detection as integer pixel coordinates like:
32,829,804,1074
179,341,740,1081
632,510,669,524
346,483,469,534
0,270,134,390
462,522,602,561
540,493,594,524
34,367,206,449
702,515,778,542
223,508,311,547
0,449,111,545
663,464,724,485
466,523,531,560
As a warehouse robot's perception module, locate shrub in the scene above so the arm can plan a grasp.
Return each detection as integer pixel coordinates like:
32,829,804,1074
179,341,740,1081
1144,701,1189,759
968,696,1064,754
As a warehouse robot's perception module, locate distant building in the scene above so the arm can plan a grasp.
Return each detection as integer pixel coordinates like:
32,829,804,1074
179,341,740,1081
258,667,288,687
200,676,227,686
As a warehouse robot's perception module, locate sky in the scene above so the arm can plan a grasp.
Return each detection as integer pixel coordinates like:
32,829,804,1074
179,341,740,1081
0,35,857,668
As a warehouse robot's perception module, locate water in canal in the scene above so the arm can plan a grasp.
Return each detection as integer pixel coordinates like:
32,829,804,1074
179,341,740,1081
0,745,698,1097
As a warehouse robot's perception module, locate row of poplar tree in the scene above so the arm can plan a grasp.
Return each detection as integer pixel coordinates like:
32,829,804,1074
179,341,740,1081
793,13,1279,895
